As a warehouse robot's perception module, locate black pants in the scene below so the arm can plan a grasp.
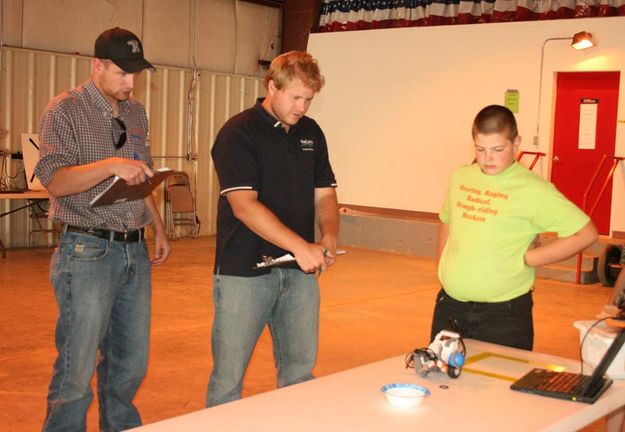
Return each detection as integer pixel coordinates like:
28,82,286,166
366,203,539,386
430,288,534,350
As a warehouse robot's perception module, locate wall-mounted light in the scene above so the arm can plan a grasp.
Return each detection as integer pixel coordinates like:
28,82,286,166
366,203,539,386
571,31,594,51
534,30,596,148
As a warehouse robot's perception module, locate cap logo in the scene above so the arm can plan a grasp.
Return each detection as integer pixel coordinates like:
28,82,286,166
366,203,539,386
127,40,141,54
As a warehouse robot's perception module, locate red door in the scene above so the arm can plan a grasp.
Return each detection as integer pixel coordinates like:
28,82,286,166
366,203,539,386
551,71,620,235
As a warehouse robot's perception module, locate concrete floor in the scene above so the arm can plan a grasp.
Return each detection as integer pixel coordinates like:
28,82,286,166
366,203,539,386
0,236,617,431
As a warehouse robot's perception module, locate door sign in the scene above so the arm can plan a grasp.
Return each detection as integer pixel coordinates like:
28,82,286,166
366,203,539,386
578,98,598,150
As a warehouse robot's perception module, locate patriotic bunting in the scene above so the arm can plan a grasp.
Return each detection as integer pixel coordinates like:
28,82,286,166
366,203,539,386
318,0,625,32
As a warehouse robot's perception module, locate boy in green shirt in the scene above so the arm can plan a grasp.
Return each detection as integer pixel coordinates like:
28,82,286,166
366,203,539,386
432,105,598,349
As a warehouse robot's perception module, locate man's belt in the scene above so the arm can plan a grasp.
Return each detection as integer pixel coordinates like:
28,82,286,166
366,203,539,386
65,225,144,242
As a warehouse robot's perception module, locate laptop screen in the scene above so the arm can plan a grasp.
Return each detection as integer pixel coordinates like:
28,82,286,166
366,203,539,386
580,327,625,395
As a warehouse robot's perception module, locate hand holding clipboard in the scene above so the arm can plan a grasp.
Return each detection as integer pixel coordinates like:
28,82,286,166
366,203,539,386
90,167,173,207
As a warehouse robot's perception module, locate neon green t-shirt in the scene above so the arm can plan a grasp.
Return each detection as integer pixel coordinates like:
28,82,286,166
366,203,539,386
438,161,590,302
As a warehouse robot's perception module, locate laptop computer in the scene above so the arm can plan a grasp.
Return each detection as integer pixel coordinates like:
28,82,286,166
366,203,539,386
510,327,625,403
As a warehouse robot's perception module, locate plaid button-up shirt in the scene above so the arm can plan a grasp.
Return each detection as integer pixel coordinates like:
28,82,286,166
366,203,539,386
35,80,154,231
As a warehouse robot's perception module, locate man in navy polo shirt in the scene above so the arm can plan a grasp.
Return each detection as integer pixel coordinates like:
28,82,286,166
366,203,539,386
207,51,340,406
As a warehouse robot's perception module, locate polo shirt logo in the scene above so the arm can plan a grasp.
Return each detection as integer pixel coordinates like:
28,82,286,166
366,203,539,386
300,139,314,152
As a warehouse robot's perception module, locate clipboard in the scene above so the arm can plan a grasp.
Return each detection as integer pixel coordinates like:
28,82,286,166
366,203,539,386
254,250,347,269
90,168,173,207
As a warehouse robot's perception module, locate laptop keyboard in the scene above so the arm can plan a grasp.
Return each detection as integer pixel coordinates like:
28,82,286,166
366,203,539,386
537,371,589,394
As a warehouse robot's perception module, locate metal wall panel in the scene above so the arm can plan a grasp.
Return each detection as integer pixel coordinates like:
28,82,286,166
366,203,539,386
0,47,264,248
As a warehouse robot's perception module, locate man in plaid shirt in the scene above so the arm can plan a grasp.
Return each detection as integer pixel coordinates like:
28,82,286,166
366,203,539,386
35,28,170,431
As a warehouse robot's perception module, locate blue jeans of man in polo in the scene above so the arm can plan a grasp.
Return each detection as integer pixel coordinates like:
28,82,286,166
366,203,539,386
43,231,151,432
207,268,320,407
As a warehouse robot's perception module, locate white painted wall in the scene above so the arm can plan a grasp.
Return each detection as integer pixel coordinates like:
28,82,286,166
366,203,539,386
0,0,281,77
307,17,625,234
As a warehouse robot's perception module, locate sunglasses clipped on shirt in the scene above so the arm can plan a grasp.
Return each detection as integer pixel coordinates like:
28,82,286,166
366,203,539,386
112,117,127,149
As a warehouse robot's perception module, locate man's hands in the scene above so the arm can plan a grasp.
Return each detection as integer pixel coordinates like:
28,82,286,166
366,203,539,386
292,236,338,275
47,157,154,197
150,229,171,266
144,194,170,266
108,157,154,185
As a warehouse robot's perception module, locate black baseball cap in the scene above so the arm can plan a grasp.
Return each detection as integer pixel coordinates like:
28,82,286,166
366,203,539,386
94,27,155,73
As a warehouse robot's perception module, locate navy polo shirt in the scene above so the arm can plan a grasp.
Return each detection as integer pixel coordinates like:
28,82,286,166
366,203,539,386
211,98,337,276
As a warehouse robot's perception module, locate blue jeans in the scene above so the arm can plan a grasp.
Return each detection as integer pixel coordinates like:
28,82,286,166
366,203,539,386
207,268,320,407
430,288,534,350
43,231,151,432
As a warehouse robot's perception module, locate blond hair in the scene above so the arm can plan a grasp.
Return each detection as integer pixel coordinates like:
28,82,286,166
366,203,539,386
264,51,325,92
